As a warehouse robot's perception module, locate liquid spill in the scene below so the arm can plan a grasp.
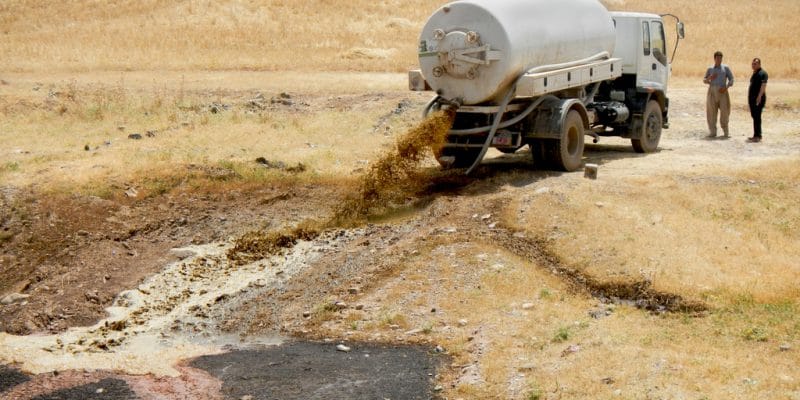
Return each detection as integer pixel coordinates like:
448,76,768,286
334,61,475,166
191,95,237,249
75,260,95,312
0,229,356,376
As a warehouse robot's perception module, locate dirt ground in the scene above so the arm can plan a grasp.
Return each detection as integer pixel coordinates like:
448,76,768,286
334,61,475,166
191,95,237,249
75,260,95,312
1,77,799,399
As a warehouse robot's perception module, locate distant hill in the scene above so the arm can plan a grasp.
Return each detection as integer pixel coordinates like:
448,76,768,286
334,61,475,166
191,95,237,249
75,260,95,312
1,0,796,78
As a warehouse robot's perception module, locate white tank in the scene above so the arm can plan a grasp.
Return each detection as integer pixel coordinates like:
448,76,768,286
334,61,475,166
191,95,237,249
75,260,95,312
418,0,616,105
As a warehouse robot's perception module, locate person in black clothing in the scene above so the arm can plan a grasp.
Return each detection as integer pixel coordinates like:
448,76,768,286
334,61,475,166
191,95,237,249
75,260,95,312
747,58,768,142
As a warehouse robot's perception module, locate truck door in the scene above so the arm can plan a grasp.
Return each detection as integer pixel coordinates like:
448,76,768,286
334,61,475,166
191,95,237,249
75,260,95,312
649,20,669,92
638,20,669,92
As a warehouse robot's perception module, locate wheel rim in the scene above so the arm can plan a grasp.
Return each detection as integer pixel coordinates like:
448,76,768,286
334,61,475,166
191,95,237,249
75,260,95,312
567,125,580,155
645,113,661,144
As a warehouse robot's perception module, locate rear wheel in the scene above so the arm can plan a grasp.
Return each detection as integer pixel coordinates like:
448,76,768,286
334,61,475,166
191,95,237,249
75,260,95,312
632,100,662,153
543,110,585,171
497,147,521,154
528,139,548,168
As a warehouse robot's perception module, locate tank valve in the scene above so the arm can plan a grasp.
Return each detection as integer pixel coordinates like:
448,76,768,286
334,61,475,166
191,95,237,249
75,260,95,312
466,31,479,44
432,66,444,77
433,29,445,41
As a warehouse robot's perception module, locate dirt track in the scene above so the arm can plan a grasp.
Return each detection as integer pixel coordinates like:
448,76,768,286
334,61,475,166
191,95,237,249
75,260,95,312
1,79,799,399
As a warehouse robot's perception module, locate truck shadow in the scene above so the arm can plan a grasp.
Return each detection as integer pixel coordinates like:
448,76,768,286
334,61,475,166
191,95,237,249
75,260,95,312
416,143,659,197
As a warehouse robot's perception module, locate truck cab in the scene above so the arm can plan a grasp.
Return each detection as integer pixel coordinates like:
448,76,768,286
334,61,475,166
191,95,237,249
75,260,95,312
589,12,683,154
611,12,671,95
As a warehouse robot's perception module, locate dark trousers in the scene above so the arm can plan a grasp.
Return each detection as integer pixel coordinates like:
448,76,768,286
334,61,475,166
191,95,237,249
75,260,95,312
749,97,765,137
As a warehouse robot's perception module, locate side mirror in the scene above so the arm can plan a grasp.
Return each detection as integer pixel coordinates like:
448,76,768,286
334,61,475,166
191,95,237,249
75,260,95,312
677,22,685,39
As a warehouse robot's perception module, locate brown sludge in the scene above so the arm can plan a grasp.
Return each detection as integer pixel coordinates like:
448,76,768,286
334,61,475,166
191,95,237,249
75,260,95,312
226,109,455,263
331,109,455,225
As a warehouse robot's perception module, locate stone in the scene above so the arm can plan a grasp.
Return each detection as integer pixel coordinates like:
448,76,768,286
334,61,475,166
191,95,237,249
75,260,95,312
170,249,196,260
336,344,351,352
521,303,534,310
561,344,581,357
458,319,468,327
1,293,30,305
85,291,101,304
128,133,142,140
584,163,598,179
534,187,551,195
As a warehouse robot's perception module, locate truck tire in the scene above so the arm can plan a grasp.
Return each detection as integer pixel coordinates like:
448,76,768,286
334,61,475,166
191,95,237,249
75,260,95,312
436,147,482,168
632,100,662,153
543,109,584,171
528,139,548,168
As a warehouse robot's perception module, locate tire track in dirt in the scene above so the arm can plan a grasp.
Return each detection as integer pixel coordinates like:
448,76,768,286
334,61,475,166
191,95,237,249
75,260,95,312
424,193,708,313
490,227,707,313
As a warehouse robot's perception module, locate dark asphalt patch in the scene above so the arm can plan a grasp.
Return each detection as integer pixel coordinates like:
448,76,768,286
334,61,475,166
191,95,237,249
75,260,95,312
31,378,137,400
191,341,440,400
0,365,30,393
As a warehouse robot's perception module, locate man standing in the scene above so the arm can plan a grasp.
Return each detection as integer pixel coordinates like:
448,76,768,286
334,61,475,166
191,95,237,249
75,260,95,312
703,51,734,138
747,58,768,143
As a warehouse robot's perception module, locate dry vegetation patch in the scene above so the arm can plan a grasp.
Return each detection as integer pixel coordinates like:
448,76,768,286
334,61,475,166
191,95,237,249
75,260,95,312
508,160,800,308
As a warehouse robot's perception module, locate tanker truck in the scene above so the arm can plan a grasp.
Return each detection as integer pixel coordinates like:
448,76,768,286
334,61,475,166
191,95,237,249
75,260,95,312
408,0,685,173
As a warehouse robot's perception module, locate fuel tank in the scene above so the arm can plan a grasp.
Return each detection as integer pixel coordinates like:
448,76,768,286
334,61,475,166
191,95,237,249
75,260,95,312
418,0,616,105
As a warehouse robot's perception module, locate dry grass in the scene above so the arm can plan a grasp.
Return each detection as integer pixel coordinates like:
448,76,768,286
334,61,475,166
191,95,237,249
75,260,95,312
508,158,800,305
2,0,799,78
333,238,800,399
0,76,425,195
605,0,800,79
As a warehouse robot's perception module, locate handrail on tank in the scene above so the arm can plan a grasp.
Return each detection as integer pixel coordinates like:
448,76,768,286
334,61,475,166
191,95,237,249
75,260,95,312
524,51,610,75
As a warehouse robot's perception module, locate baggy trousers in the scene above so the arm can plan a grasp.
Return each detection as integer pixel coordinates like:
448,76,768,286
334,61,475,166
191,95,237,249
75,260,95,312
706,86,731,136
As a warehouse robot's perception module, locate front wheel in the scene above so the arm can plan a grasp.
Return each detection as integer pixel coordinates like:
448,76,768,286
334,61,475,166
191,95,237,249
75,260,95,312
632,100,663,153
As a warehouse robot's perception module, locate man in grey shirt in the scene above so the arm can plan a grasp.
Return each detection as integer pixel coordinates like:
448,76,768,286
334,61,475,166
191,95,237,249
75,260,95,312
703,51,735,138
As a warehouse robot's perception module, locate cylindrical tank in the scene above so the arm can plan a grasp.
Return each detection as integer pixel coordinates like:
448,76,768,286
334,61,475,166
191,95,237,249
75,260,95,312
418,0,616,105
